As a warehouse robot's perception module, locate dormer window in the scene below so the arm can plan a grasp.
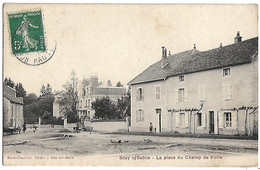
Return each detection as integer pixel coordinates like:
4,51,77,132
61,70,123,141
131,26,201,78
179,75,184,82
223,68,230,77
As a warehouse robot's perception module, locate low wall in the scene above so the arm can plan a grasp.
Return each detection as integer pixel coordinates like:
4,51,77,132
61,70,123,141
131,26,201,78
27,121,127,133
86,121,127,132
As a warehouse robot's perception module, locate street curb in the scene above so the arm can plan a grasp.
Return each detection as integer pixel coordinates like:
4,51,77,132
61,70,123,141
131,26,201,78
104,132,258,140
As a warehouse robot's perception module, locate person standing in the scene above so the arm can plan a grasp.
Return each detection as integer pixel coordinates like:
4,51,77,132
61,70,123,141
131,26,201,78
149,122,153,133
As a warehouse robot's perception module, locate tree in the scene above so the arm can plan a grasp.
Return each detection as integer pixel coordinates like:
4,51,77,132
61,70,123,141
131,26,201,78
24,93,38,106
58,70,79,123
92,96,117,119
107,80,112,86
116,96,130,119
116,81,123,87
4,77,15,88
15,83,27,98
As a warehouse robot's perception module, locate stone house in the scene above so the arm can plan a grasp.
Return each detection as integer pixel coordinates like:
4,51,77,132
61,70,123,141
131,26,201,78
3,85,24,129
128,32,258,136
77,75,127,120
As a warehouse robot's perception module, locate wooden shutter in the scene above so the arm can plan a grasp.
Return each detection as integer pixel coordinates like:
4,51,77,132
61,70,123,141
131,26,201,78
219,112,224,128
142,88,144,101
175,89,179,103
136,110,138,122
176,113,179,127
202,112,206,128
231,111,236,128
198,85,202,101
141,110,144,121
185,112,189,127
136,88,139,101
184,88,188,102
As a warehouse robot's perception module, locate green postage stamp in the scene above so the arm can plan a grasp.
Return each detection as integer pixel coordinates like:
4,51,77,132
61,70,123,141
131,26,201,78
8,10,45,54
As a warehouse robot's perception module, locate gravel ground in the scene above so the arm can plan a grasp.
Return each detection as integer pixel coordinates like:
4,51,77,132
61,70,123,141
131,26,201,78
3,128,258,166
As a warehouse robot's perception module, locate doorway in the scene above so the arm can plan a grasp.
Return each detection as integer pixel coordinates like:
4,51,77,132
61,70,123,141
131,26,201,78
156,109,162,133
209,111,214,134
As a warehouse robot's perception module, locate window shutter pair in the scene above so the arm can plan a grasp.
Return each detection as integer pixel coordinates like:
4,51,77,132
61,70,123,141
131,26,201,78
136,88,144,101
223,82,232,100
199,84,206,101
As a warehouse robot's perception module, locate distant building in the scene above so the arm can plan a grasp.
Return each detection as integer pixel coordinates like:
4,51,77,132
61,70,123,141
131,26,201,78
77,75,126,120
3,85,24,129
53,95,63,118
128,32,258,136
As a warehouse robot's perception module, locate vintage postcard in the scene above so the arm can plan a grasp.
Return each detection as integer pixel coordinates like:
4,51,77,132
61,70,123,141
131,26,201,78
2,3,258,166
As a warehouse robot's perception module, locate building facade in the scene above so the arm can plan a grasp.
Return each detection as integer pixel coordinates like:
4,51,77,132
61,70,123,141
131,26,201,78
128,33,258,136
3,85,24,129
77,75,127,120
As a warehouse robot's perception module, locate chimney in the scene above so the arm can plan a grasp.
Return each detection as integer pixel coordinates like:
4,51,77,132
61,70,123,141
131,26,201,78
162,46,165,58
161,46,168,68
193,44,196,49
168,51,171,56
234,31,242,44
220,43,222,48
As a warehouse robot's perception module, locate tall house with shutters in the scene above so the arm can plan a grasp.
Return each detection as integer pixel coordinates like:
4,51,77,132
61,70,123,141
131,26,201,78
128,32,258,136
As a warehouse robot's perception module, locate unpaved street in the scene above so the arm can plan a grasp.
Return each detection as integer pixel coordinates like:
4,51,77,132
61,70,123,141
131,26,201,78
3,128,258,166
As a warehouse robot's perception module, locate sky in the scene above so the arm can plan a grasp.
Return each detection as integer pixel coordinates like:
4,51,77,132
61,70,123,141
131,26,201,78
3,4,258,95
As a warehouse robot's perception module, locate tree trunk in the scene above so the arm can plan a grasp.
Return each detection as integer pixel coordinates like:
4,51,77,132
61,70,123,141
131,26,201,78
64,117,68,128
38,117,42,128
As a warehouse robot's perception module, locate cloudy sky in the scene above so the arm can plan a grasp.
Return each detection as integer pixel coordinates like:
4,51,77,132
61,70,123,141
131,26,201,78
3,4,258,95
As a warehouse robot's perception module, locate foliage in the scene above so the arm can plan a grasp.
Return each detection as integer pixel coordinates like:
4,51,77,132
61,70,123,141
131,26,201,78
15,83,27,98
107,80,112,86
116,81,123,87
57,70,79,122
116,96,130,118
4,77,15,88
92,96,117,119
23,93,38,106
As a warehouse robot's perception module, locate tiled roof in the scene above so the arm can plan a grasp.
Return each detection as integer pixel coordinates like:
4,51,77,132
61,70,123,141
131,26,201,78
3,86,23,105
93,87,126,96
128,37,258,85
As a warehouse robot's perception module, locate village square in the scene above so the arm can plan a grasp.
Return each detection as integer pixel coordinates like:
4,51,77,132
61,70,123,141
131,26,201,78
2,4,258,167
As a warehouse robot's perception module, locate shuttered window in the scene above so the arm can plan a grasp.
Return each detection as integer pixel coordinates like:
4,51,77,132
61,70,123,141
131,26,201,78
178,88,185,102
198,84,206,101
136,88,144,101
223,83,232,100
179,113,185,127
136,109,144,122
224,112,232,127
155,86,161,100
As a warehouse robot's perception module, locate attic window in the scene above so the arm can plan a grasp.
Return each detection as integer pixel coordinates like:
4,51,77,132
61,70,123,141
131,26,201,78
179,75,184,82
223,68,230,77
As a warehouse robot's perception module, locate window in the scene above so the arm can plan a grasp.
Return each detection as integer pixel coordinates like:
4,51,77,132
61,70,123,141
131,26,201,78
136,88,144,101
225,112,232,127
179,75,184,82
155,86,161,100
178,88,185,102
198,84,206,101
223,83,232,100
88,99,91,107
179,113,185,127
197,113,202,126
223,68,230,77
79,100,82,108
136,109,144,122
156,109,161,114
